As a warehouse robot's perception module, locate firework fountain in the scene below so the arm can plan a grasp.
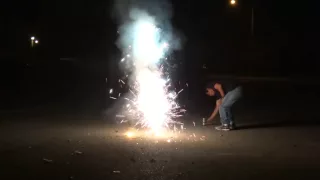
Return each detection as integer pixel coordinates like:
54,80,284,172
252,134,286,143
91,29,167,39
111,9,186,136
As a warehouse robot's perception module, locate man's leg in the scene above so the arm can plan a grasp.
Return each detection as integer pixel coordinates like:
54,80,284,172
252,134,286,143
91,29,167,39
217,87,242,130
216,92,233,130
218,94,232,127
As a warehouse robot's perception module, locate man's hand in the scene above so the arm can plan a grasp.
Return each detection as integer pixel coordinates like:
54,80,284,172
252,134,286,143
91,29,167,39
216,98,222,106
204,117,214,125
206,117,214,122
206,99,222,123
205,116,218,125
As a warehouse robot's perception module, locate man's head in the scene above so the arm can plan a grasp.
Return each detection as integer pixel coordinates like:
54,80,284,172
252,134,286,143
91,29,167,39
206,88,215,96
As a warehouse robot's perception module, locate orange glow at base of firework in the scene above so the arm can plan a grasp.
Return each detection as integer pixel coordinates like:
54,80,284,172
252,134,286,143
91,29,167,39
126,131,135,138
124,128,179,140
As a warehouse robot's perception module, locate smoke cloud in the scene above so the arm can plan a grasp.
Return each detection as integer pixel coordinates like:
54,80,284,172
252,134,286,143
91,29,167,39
112,0,182,54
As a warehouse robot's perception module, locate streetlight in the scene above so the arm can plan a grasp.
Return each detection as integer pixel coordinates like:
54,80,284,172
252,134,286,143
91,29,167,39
31,36,35,47
229,0,254,37
30,36,39,47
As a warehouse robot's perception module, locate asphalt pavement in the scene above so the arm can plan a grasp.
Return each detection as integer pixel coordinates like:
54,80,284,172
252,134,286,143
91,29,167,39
1,81,320,180
1,112,320,180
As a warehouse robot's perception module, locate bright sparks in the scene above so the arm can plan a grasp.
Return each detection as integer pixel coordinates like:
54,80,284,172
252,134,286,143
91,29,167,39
114,14,185,136
136,69,169,133
130,20,183,134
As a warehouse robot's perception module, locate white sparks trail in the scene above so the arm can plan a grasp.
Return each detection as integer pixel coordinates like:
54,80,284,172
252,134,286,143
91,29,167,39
177,89,184,97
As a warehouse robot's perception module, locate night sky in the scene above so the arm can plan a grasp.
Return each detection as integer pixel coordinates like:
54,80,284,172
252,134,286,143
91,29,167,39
1,0,320,76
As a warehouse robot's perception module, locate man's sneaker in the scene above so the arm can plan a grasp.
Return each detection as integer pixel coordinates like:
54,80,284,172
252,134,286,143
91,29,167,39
229,123,236,130
215,124,230,131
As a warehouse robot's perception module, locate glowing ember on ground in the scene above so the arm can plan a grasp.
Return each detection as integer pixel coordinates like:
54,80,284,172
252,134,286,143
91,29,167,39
122,129,206,143
126,131,135,138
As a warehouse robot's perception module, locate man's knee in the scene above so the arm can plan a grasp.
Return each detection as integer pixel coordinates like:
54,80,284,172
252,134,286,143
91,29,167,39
222,96,238,107
219,105,230,111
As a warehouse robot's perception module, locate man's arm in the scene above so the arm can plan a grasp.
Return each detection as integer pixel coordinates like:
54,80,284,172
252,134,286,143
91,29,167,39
214,83,225,98
207,99,222,121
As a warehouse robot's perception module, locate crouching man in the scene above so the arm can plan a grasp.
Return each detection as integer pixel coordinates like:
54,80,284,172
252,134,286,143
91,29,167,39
205,81,242,131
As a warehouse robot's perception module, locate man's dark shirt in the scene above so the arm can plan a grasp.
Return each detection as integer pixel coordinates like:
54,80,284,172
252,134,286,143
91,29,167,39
206,80,239,99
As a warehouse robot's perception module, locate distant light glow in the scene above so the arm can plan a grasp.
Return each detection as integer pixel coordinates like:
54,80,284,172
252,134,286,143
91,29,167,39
231,0,236,5
35,40,39,44
31,36,35,40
